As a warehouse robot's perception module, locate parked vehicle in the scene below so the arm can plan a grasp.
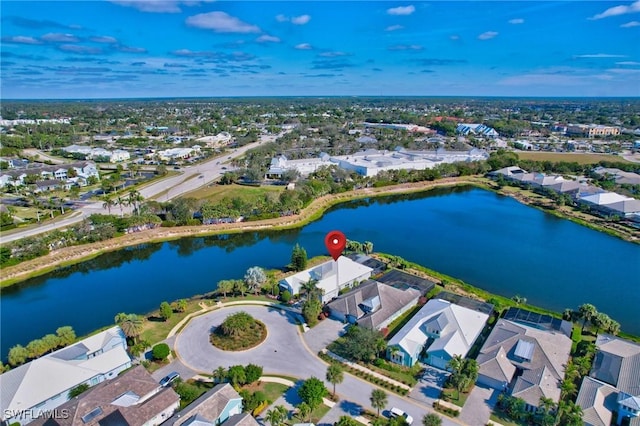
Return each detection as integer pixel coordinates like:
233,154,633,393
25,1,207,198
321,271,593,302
159,371,180,387
390,407,413,425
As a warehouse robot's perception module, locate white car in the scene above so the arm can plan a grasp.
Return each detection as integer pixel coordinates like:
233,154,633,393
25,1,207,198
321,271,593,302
390,407,414,425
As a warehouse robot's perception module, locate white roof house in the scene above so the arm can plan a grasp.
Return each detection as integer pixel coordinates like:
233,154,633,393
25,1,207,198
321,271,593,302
387,299,489,369
579,192,633,206
0,326,132,425
279,257,373,303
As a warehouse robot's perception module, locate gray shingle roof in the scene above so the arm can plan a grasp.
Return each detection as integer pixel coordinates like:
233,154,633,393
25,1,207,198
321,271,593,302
576,377,617,426
591,334,640,396
326,280,420,330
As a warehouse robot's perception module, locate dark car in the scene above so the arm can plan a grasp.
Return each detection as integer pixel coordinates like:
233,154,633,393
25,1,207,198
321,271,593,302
159,371,180,387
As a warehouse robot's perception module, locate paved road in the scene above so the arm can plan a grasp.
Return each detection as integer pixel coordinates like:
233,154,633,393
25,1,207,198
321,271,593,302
0,136,275,244
174,305,464,426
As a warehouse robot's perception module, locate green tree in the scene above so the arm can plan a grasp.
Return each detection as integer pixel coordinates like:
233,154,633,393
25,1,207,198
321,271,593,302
213,366,227,384
336,416,360,426
220,312,254,337
172,299,188,313
227,365,246,386
342,326,386,362
265,405,288,426
302,298,322,326
326,363,344,397
115,313,144,344
290,243,308,271
217,279,235,298
41,334,60,353
370,389,387,417
234,279,248,297
363,241,374,255
298,377,328,410
422,414,442,426
152,343,170,361
26,339,47,359
578,303,597,333
8,345,28,366
68,383,90,398
281,290,292,303
245,363,263,384
159,301,173,321
296,402,311,422
56,326,76,346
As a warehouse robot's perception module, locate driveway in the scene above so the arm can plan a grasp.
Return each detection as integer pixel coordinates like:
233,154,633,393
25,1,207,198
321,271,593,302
459,385,500,426
303,316,348,354
410,366,450,407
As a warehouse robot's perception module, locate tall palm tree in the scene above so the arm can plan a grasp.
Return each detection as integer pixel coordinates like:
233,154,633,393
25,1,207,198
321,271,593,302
116,196,126,217
128,189,143,216
102,195,115,215
265,405,288,426
296,402,311,422
326,364,344,398
370,389,387,417
213,366,226,384
578,303,597,333
302,278,321,301
115,313,143,344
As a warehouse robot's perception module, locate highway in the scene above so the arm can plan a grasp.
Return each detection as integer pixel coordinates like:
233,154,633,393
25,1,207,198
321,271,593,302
0,134,279,244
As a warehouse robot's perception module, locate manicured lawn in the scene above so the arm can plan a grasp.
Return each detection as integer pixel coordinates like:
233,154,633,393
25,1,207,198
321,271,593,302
187,183,284,201
291,403,331,424
140,299,206,344
516,151,630,164
441,387,470,408
242,381,289,403
385,304,423,340
490,410,527,426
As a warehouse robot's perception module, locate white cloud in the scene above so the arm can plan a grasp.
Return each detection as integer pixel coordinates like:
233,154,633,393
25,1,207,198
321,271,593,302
291,15,311,25
385,24,404,31
508,18,524,24
295,43,313,50
2,36,42,44
388,44,423,51
186,12,261,33
118,45,147,53
450,35,460,40
574,53,627,58
616,61,640,65
621,20,640,27
478,31,498,40
41,33,79,42
58,44,102,54
319,51,349,57
275,14,288,22
590,0,640,19
256,34,281,43
90,36,118,44
387,5,415,16
110,0,209,13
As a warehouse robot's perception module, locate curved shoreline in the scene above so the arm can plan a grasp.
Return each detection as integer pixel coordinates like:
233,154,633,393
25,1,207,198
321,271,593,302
1,176,636,288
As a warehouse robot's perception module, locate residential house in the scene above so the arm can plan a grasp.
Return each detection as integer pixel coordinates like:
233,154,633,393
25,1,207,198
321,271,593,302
387,298,489,369
29,366,179,426
476,309,572,411
0,326,132,425
487,166,528,179
578,334,640,426
579,192,634,215
35,179,65,192
166,383,258,426
455,123,499,137
599,199,640,219
576,377,619,426
279,256,373,304
0,162,99,189
326,280,421,330
111,149,131,163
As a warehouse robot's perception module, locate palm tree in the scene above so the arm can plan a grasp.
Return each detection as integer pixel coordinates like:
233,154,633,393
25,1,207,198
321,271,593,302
265,405,288,426
578,303,597,333
213,366,226,384
296,402,311,422
116,196,126,217
446,354,464,375
115,313,143,344
326,363,344,398
301,278,321,301
363,241,374,255
128,189,143,215
102,195,116,215
216,280,235,299
560,378,577,399
370,389,387,417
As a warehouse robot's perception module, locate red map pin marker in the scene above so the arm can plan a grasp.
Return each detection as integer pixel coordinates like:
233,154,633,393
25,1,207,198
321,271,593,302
325,230,347,261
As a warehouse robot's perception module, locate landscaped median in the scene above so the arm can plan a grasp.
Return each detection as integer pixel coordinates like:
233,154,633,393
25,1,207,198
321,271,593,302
318,349,411,396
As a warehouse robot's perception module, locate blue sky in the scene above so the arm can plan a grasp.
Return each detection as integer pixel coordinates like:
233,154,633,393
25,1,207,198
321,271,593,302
1,1,639,99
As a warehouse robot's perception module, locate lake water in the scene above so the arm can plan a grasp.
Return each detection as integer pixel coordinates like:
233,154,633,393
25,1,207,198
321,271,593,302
1,186,639,355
